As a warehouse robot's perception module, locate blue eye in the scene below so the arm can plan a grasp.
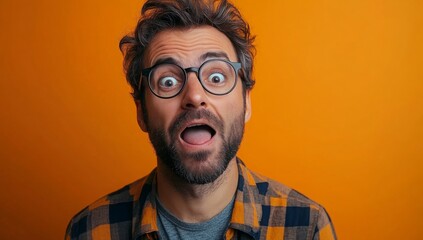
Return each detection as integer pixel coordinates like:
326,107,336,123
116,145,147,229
208,73,225,84
159,77,178,88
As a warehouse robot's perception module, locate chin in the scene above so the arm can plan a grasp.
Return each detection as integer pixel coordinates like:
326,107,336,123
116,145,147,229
171,152,231,185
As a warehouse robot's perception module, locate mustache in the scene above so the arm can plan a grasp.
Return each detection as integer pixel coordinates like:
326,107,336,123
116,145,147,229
169,109,224,138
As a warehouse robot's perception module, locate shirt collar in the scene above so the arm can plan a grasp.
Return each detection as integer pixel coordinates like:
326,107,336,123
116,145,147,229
131,158,264,240
132,170,159,239
228,158,263,240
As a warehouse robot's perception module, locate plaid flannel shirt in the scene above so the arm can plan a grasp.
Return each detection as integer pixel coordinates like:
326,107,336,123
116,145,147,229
66,159,337,239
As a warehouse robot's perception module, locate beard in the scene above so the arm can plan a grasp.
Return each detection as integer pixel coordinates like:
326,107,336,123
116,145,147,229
147,109,245,185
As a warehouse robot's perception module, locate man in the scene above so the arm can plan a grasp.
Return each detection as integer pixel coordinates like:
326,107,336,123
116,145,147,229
66,0,337,239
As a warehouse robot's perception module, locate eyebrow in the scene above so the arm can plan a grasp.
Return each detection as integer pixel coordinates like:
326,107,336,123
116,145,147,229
151,51,231,67
152,57,179,67
200,52,230,61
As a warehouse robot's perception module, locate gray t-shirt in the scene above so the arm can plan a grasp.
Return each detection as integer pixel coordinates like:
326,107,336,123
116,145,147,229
156,197,234,240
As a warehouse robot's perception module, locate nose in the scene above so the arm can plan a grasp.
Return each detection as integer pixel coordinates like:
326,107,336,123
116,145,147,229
180,72,208,109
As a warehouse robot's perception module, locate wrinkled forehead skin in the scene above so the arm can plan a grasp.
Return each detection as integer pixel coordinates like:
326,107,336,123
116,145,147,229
144,26,238,68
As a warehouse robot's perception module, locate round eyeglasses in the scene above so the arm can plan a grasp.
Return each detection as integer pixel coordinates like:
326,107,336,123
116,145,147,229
140,59,242,99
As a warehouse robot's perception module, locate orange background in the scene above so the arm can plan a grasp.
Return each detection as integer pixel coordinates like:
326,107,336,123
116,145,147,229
1,0,422,239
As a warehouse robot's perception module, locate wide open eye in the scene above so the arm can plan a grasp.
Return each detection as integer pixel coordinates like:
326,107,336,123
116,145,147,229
200,60,237,95
207,73,226,85
159,76,179,89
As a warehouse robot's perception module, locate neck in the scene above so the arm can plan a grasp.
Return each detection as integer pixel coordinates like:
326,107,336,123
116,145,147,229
156,158,238,223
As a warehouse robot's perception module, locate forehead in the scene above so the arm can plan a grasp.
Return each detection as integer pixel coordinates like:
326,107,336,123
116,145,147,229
144,26,237,67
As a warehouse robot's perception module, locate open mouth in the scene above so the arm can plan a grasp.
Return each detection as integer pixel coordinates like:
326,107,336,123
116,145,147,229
180,124,216,145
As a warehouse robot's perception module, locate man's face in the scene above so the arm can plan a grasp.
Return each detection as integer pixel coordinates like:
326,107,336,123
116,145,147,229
136,26,251,184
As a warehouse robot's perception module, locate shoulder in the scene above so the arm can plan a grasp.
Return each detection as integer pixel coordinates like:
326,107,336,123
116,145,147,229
240,162,321,208
248,168,323,208
241,165,336,238
65,173,152,239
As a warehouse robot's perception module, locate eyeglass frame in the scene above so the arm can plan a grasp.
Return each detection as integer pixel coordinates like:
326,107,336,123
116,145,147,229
139,59,242,99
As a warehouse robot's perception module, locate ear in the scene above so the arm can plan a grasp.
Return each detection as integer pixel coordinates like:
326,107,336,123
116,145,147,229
244,90,252,123
134,99,148,132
